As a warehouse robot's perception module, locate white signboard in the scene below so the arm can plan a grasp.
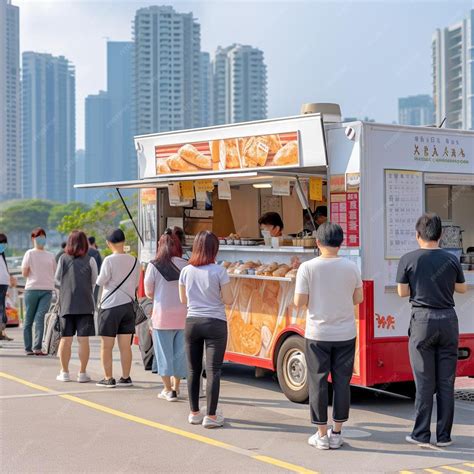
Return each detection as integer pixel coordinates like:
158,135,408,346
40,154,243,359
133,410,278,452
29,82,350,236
385,169,423,259
272,177,291,196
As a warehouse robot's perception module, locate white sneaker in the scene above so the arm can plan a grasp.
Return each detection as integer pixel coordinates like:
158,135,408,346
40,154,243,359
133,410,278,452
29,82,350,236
405,435,430,447
202,414,225,429
328,428,344,449
56,371,71,382
77,372,91,383
158,389,178,402
308,432,330,450
188,411,204,425
436,440,453,447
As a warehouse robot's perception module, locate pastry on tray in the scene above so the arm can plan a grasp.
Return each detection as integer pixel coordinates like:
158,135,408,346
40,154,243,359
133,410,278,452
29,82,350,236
272,264,290,277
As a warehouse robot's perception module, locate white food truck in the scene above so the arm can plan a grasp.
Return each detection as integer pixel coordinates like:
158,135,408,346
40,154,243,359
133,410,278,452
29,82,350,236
76,109,474,402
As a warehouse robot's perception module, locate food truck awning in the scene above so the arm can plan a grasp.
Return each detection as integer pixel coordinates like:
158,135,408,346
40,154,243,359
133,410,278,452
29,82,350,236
74,168,327,190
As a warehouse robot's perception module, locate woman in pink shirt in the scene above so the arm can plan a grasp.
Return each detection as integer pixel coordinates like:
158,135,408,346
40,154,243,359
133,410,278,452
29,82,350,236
144,229,187,402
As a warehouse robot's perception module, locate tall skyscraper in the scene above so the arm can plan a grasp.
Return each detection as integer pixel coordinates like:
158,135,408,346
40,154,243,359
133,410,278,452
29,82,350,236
83,91,110,204
0,0,20,201
22,52,76,202
432,9,474,129
211,44,267,125
133,5,202,135
107,41,134,179
398,95,434,126
200,52,212,127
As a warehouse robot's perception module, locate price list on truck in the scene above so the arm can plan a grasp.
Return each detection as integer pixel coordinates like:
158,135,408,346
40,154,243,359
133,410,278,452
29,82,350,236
385,169,423,259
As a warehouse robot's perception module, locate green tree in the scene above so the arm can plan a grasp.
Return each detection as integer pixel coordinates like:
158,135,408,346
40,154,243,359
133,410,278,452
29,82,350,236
48,202,90,231
58,196,138,256
0,199,56,234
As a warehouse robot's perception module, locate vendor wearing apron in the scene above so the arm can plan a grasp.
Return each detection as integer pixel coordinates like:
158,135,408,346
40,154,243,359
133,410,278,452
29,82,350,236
396,213,467,447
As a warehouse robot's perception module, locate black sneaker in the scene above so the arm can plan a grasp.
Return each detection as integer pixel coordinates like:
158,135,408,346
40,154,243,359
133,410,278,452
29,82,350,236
96,378,116,388
117,376,133,387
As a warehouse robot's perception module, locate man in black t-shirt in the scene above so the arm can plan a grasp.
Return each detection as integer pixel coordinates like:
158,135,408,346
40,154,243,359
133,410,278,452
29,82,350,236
397,213,467,447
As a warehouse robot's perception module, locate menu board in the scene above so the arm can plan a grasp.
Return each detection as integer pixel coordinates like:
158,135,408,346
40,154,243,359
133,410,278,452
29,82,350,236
139,189,157,263
330,192,360,247
155,132,299,175
385,169,423,259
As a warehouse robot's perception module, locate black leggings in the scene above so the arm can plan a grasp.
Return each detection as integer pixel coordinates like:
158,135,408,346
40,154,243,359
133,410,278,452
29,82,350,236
0,284,8,328
185,317,227,416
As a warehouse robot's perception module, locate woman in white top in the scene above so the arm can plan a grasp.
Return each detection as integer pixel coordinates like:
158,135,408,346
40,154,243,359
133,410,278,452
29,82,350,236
179,231,233,428
21,228,57,356
0,233,16,341
144,229,187,402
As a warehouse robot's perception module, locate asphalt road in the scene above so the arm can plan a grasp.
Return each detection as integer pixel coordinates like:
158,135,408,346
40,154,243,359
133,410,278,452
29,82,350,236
1,327,473,474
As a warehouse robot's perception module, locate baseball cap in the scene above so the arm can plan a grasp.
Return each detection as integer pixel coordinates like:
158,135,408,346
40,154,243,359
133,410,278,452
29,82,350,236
106,229,125,244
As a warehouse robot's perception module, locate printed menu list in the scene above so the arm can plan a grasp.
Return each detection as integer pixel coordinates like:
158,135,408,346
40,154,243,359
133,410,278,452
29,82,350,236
330,192,360,247
385,169,423,259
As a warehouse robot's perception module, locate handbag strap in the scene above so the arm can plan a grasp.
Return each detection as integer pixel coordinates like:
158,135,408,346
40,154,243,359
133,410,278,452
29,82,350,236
100,257,137,306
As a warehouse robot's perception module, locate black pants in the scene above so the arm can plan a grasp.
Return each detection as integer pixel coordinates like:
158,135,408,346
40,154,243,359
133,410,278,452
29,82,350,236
306,338,355,425
0,284,8,329
185,317,227,416
409,308,458,443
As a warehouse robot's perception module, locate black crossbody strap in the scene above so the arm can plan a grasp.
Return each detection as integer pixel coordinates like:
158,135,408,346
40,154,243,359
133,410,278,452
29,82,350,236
100,257,137,306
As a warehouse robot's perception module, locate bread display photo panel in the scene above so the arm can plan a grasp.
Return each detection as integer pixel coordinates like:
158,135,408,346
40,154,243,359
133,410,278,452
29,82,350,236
155,131,300,176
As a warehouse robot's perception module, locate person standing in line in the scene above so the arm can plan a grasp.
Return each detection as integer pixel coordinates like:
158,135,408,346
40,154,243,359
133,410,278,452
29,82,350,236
21,228,57,356
0,233,16,341
55,242,67,263
144,229,187,402
179,231,233,428
397,213,466,447
294,223,363,450
96,229,140,388
88,236,102,303
88,236,102,272
55,231,98,383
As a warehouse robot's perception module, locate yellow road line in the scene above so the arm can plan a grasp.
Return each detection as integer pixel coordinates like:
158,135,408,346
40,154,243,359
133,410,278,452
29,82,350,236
0,371,317,474
464,465,474,469
424,469,443,474
400,471,415,474
441,467,472,474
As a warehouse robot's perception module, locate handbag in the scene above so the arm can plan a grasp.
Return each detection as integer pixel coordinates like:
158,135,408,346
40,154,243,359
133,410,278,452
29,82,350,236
41,296,61,356
100,257,148,326
151,260,181,282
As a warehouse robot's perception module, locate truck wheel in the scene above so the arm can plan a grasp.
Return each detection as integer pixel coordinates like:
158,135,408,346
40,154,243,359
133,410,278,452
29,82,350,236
276,335,309,403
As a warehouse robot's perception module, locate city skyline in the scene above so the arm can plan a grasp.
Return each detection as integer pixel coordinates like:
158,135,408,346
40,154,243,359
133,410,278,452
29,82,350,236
16,0,471,149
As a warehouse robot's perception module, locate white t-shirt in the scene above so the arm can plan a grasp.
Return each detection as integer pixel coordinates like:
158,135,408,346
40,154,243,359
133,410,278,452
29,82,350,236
21,249,57,291
295,256,362,341
179,264,230,321
0,257,9,286
96,253,140,309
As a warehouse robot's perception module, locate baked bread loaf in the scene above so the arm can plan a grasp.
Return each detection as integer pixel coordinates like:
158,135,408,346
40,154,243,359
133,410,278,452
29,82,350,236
273,140,298,166
262,134,282,154
157,160,171,174
220,139,241,169
285,268,298,279
167,153,199,172
242,137,270,167
273,264,290,277
178,144,212,169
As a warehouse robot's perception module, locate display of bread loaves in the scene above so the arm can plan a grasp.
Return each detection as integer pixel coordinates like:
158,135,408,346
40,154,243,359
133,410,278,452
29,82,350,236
221,260,299,279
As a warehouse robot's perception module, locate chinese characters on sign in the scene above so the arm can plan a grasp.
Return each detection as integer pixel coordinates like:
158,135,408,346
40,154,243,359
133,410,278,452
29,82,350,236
385,169,423,259
412,135,468,165
330,192,360,247
140,189,157,263
375,313,396,330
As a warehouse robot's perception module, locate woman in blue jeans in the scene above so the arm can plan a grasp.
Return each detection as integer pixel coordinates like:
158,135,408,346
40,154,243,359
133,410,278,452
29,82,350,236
21,228,57,355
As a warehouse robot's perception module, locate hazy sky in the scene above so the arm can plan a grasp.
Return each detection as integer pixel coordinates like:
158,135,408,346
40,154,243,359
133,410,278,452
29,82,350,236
16,0,472,149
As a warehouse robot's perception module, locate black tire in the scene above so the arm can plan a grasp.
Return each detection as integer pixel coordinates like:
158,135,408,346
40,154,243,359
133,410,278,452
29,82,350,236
276,335,309,403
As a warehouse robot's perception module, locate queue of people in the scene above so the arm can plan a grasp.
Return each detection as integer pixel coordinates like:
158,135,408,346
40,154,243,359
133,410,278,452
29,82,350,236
0,211,465,445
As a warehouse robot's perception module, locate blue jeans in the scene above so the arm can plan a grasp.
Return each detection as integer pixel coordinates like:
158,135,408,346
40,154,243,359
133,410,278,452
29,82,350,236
23,290,52,352
152,329,187,378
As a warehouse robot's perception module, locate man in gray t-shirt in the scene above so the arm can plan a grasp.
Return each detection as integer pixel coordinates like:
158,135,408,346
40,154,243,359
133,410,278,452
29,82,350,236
295,223,363,451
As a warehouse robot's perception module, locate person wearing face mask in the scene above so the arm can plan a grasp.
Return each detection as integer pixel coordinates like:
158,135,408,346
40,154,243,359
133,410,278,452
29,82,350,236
21,228,57,356
258,212,284,238
0,233,16,341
